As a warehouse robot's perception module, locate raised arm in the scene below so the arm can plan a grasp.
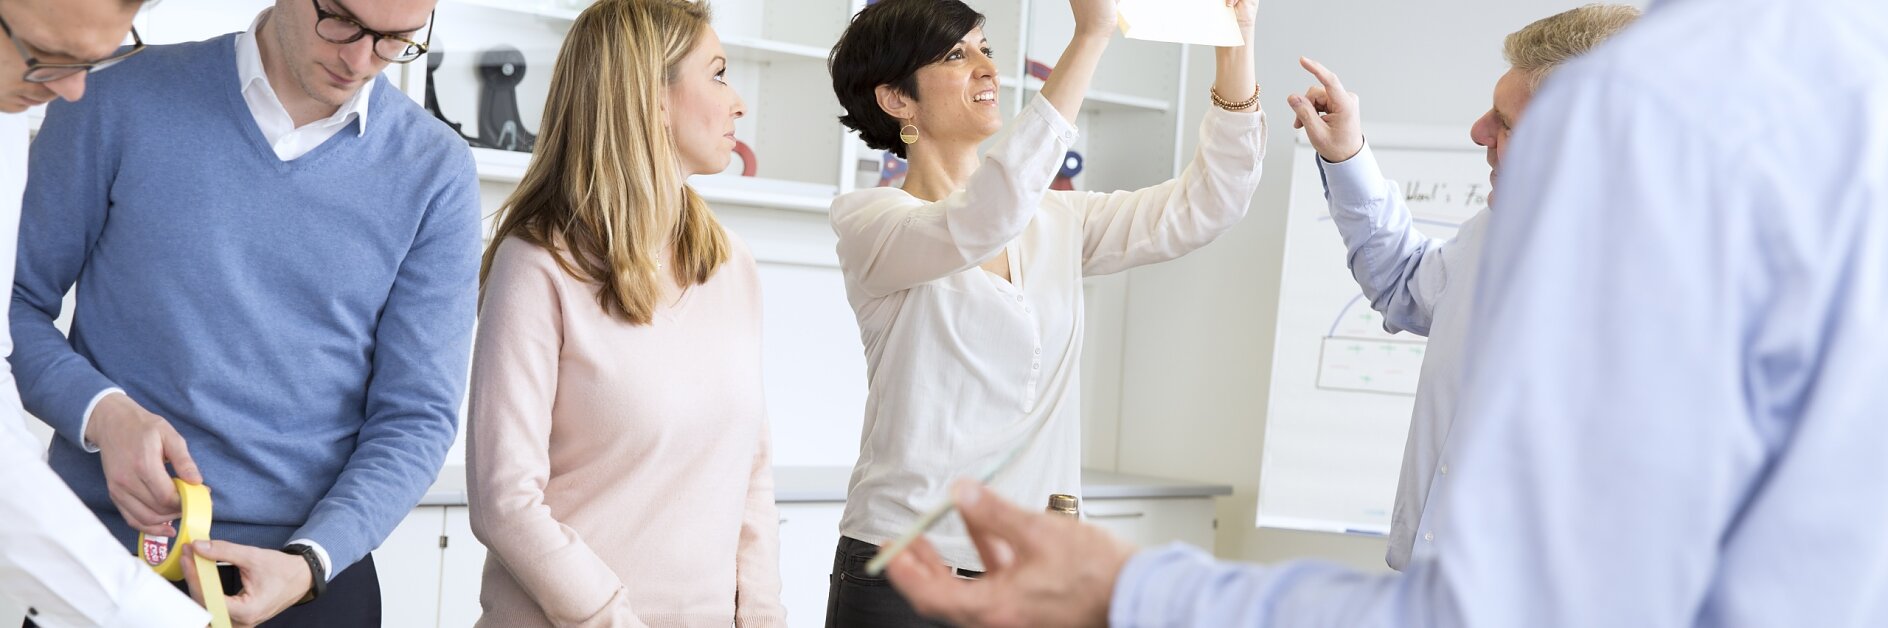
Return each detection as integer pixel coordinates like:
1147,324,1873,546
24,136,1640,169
1076,0,1265,276
833,0,1120,296
1290,58,1462,335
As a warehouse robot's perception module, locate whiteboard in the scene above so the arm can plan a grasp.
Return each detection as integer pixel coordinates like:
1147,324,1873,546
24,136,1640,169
1257,125,1490,535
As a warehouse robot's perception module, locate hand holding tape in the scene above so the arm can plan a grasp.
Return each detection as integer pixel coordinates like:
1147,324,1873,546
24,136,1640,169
137,478,232,628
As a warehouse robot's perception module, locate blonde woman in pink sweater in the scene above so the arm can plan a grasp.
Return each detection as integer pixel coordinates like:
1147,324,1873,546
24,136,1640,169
465,1,784,626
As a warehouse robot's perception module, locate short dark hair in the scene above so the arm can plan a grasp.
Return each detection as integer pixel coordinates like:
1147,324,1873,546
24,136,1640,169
829,0,984,159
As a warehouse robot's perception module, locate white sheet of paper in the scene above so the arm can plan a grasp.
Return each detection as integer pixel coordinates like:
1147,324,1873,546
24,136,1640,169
1116,0,1244,47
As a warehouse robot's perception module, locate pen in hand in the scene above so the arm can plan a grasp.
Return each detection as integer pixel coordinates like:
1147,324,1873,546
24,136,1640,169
864,445,1026,576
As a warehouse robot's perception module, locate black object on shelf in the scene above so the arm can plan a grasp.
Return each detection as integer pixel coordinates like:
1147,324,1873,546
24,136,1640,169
425,50,486,148
477,46,537,153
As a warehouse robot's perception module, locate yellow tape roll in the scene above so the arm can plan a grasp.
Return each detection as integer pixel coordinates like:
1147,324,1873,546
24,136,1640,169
135,478,232,628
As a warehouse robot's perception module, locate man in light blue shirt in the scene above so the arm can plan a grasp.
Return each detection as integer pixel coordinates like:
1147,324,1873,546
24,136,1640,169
882,0,1888,625
1291,4,1640,571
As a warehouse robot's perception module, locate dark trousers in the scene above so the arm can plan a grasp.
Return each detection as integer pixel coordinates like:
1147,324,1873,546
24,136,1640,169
27,554,382,628
826,536,976,628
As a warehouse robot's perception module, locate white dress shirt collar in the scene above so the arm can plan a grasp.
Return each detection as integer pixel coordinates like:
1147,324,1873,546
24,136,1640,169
234,8,373,161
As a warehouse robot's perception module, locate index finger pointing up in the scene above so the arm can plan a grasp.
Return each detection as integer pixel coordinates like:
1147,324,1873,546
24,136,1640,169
1300,57,1347,98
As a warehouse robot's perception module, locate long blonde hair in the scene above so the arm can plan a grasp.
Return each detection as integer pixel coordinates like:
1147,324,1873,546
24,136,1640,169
480,0,729,325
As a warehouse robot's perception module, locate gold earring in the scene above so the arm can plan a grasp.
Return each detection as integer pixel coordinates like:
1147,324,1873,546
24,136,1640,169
899,124,919,145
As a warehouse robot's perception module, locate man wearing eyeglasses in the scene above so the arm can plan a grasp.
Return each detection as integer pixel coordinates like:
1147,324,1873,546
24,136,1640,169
0,0,144,112
10,0,476,625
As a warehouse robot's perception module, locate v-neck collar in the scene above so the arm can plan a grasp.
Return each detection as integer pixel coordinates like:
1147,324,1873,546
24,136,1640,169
979,243,1025,293
217,36,363,172
656,284,697,324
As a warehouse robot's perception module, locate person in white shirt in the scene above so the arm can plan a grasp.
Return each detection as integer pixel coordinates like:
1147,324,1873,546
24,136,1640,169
0,0,214,625
1285,4,1640,571
821,0,1264,623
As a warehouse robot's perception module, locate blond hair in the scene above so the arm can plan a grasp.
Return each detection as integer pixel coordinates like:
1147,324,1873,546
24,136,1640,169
1503,4,1642,91
481,0,729,326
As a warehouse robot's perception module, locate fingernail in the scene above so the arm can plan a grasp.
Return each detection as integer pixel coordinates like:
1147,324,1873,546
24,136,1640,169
1288,95,1300,105
953,481,981,507
194,541,210,552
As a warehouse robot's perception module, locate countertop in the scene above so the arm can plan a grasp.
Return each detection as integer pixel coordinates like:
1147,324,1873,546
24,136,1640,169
420,464,1231,506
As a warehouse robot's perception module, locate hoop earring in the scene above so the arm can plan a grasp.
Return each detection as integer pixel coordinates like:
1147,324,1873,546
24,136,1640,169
899,124,919,145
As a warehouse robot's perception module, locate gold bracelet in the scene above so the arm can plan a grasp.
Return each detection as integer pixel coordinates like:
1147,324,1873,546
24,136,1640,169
1210,84,1261,111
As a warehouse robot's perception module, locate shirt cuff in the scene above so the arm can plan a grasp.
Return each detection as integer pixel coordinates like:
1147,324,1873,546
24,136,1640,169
1203,101,1269,129
1109,543,1212,627
1317,142,1391,209
99,568,213,628
1023,94,1081,147
76,387,125,453
288,537,334,582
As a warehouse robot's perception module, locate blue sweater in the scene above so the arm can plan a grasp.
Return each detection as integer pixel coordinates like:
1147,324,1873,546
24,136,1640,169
11,34,479,576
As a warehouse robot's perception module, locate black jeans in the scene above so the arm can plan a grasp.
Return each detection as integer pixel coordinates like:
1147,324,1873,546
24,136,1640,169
26,554,382,628
826,536,976,628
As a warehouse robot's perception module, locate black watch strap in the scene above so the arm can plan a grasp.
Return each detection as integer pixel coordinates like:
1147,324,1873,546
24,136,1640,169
281,544,326,606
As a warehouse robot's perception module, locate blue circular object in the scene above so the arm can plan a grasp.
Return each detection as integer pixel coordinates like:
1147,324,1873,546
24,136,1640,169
1059,151,1085,178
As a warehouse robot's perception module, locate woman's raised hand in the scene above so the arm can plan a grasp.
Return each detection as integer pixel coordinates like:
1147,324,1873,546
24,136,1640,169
1070,0,1118,40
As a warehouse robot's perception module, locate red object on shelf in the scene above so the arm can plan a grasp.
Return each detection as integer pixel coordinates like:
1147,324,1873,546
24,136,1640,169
1026,59,1054,81
732,139,757,177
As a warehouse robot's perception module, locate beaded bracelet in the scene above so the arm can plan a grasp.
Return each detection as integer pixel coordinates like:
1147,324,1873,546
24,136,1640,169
1210,84,1261,111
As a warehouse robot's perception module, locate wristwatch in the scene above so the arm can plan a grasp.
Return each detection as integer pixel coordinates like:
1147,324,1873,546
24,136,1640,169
280,543,326,606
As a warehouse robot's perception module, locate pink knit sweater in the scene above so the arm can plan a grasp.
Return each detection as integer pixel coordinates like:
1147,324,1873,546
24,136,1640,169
467,236,785,628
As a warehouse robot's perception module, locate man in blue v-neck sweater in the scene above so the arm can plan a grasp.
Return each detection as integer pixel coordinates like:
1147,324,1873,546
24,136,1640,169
10,1,475,625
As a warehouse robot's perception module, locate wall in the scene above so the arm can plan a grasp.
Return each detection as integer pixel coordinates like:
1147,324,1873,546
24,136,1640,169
1100,0,1649,570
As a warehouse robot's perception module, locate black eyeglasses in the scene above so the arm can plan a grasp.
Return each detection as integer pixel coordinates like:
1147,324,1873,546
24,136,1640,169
311,0,433,64
0,13,145,83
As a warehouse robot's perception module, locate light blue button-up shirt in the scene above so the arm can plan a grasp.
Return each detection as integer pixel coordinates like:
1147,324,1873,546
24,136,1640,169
1316,146,1490,572
1111,0,1888,625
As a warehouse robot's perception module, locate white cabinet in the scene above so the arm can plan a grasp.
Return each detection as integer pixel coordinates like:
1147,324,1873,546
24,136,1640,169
776,502,846,628
1084,497,1218,550
376,506,447,627
379,501,847,628
373,505,487,628
439,507,490,628
374,478,1220,628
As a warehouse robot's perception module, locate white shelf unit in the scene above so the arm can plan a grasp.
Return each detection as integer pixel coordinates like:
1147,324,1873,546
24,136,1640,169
721,35,831,63
436,0,1196,210
1016,0,1190,193
470,146,837,213
433,0,856,213
1000,75,1173,113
